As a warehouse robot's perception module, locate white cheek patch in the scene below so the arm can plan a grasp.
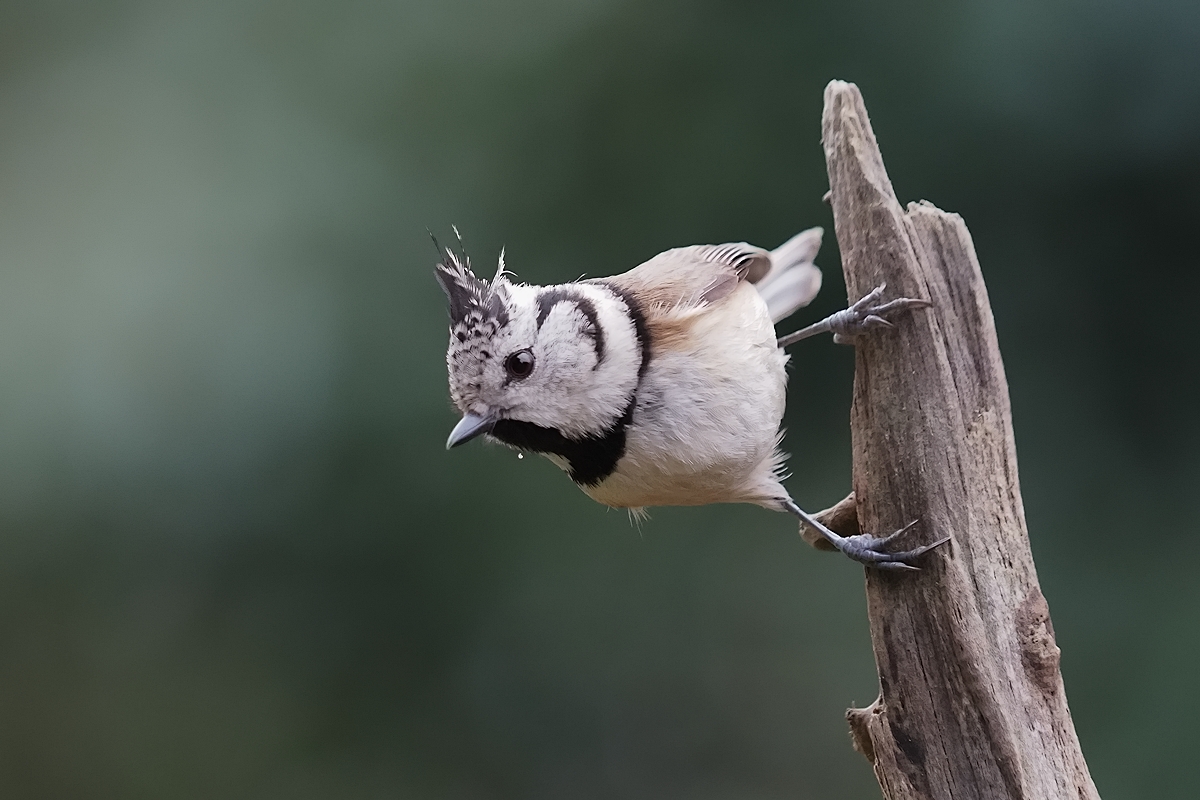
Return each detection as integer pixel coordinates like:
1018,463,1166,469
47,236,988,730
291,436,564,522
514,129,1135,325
539,305,599,375
503,284,642,438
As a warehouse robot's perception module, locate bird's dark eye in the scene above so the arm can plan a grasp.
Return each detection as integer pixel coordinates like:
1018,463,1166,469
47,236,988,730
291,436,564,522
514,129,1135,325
505,349,535,379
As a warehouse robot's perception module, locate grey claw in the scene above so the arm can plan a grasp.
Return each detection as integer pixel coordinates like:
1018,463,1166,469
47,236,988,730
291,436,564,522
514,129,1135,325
850,285,885,311
864,315,895,330
890,535,953,561
872,561,923,572
872,297,932,315
877,518,920,546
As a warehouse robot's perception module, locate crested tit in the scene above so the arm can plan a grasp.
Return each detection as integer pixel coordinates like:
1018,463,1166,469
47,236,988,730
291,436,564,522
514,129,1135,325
437,228,945,569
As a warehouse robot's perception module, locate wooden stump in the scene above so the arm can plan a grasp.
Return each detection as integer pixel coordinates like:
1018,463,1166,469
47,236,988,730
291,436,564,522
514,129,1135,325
821,80,1100,800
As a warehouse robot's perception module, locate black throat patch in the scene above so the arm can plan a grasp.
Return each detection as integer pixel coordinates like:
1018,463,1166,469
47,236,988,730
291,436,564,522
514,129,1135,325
489,399,635,487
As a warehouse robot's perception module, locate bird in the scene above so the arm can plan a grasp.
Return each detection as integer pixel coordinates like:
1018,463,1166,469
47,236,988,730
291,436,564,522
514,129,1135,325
435,227,948,569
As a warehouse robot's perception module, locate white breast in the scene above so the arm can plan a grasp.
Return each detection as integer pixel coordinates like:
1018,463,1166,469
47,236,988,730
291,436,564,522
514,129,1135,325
583,282,789,510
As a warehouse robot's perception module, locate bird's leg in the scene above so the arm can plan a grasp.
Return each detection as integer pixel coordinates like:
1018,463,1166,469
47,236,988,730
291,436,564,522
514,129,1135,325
777,284,931,348
801,492,858,551
780,497,950,571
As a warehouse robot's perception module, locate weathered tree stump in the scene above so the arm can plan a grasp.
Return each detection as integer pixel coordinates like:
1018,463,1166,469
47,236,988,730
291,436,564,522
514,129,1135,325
819,80,1100,800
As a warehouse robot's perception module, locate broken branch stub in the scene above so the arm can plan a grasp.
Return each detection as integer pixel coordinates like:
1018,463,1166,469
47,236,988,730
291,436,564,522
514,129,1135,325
820,80,1099,800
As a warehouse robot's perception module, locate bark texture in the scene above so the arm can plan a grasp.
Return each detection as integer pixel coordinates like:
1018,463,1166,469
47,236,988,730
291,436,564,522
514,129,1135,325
820,80,1099,800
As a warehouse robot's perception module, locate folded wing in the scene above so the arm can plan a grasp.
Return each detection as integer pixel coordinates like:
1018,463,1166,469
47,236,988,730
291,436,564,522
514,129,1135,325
602,227,823,325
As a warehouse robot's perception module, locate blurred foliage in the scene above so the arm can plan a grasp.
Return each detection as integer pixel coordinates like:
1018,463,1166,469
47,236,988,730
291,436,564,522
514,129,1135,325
0,0,1198,798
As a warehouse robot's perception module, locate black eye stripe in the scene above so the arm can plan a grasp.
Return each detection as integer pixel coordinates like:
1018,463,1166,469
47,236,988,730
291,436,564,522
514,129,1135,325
535,290,605,364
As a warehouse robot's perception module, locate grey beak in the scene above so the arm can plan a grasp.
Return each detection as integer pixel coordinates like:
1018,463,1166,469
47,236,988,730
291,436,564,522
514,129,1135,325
446,411,497,449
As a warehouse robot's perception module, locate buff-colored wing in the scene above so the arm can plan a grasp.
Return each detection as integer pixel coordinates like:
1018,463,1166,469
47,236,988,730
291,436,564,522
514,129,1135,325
602,228,822,324
603,242,771,311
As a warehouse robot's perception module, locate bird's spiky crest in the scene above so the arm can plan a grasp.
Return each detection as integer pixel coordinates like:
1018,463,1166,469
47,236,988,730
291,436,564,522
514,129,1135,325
433,234,511,329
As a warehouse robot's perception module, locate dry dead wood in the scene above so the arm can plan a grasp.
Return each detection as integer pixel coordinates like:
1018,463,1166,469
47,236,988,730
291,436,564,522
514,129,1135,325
816,80,1099,800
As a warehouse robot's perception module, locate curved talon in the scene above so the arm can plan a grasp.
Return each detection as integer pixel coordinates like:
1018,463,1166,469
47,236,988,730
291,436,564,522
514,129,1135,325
891,535,953,562
871,297,932,315
852,285,886,308
863,315,894,330
873,561,923,572
877,518,921,546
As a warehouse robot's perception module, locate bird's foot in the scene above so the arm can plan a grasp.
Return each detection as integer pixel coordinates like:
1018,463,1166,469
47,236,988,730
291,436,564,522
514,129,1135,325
782,498,949,570
828,284,931,344
821,520,951,571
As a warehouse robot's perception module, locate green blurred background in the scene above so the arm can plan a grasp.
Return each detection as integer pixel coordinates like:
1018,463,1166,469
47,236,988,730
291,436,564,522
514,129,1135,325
1,1,1197,797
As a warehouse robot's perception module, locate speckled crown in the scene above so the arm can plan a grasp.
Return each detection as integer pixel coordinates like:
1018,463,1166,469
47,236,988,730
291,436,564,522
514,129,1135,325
434,246,513,410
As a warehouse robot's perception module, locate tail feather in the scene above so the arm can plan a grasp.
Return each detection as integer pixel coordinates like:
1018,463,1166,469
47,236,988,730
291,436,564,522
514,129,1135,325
757,227,823,323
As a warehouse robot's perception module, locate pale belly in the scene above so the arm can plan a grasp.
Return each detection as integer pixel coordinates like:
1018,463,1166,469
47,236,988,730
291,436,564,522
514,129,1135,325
583,287,789,509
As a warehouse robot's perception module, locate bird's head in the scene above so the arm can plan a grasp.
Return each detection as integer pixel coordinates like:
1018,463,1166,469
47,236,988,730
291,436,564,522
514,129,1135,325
436,246,643,450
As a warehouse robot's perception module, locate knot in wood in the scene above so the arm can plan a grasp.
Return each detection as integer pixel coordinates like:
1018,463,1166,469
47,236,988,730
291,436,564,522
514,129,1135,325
1016,588,1061,695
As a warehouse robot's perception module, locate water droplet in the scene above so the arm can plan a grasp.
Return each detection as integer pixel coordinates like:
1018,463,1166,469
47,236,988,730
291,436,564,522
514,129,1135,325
517,453,524,460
